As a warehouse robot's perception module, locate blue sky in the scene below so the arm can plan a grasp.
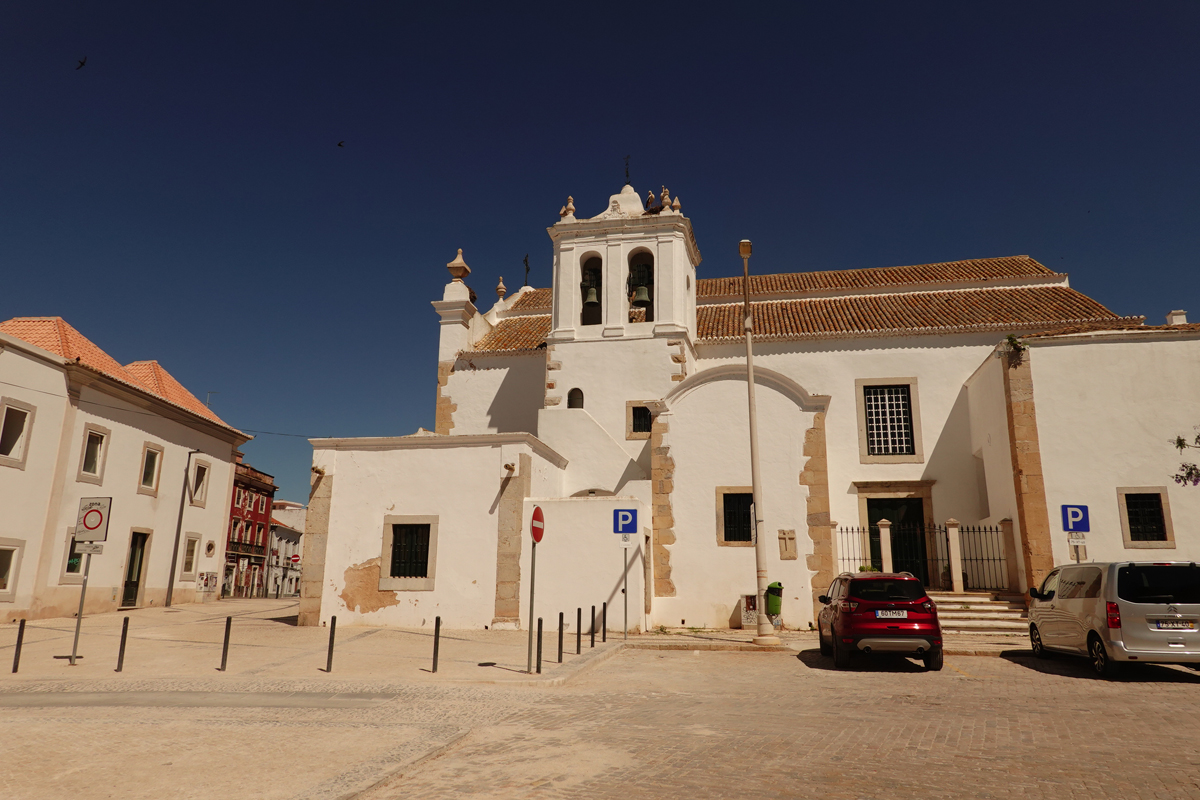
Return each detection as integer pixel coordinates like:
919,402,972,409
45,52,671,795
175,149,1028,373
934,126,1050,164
3,2,1198,503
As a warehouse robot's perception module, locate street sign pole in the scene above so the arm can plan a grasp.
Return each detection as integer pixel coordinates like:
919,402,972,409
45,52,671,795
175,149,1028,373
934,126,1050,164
623,546,628,641
69,553,92,666
526,539,536,674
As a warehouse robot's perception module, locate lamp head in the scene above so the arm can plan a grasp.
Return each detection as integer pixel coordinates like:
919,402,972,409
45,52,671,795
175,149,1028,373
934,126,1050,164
739,240,752,259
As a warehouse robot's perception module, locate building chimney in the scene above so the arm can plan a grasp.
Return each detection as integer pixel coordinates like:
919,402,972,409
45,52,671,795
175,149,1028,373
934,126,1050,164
1166,310,1188,325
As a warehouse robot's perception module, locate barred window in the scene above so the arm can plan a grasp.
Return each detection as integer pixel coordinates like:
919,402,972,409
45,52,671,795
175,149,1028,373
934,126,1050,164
632,406,652,433
722,493,753,543
863,385,915,456
1125,493,1166,542
390,524,431,578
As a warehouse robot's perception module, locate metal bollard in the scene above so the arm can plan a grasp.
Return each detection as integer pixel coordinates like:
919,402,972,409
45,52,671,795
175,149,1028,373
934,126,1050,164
536,617,543,674
576,608,581,655
326,615,337,673
590,605,595,648
602,602,607,643
218,616,232,671
115,617,129,672
558,612,564,663
432,616,441,673
12,619,25,674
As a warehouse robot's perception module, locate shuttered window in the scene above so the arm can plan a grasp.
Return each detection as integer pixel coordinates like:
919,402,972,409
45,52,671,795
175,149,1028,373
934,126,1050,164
391,524,431,578
722,493,753,542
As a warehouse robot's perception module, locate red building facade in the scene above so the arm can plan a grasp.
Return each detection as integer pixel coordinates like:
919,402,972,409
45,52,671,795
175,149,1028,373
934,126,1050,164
223,452,277,598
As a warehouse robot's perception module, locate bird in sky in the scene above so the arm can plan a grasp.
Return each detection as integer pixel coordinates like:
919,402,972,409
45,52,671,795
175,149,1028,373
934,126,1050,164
337,141,344,147
76,56,87,70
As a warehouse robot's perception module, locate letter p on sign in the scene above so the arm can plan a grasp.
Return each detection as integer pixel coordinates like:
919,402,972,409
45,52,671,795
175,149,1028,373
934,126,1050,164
613,509,637,534
1061,505,1089,532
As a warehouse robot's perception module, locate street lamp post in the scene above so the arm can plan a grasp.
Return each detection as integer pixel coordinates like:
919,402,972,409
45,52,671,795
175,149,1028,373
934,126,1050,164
740,240,781,646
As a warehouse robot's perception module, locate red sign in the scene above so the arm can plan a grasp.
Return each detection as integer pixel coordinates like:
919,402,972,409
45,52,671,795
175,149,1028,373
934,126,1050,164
530,506,544,543
290,554,300,564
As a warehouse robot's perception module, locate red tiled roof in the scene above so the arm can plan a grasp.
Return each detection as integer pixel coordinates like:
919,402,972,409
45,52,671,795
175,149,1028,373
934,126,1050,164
697,285,1130,342
1021,321,1198,339
697,255,1057,298
1,316,240,432
124,360,226,425
510,288,552,311
467,315,551,354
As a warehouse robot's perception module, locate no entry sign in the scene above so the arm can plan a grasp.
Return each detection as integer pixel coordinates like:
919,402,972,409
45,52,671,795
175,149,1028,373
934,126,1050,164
530,505,544,543
74,497,112,542
290,554,301,564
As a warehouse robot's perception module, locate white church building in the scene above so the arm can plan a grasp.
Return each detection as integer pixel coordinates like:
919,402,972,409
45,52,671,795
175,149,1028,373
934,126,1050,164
299,184,1200,632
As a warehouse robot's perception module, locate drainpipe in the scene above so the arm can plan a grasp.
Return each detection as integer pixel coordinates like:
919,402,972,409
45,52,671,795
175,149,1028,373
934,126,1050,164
165,449,201,607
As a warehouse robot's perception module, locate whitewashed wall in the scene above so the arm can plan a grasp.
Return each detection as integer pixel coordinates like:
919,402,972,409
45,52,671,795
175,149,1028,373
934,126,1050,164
1029,334,1200,565
444,354,544,435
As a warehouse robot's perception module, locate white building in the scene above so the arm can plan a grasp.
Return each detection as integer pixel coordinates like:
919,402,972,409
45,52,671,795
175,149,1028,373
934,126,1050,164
268,500,305,598
0,317,248,621
299,185,1200,631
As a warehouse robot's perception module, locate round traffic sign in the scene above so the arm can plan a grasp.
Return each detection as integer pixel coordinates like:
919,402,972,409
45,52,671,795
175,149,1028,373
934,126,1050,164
530,505,544,543
82,509,104,530
290,554,300,564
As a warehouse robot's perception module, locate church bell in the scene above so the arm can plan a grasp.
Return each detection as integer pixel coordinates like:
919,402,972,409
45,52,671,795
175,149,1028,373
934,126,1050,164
584,287,600,306
631,284,652,308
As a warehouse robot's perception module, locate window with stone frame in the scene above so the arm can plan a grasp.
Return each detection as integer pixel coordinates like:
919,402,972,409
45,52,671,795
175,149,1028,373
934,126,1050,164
1125,493,1167,541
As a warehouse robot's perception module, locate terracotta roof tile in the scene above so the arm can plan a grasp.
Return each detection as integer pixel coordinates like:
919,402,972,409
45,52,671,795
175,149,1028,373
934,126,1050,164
1021,321,1197,339
510,288,552,311
697,255,1057,298
467,315,551,354
0,316,239,432
124,360,226,425
697,285,1129,342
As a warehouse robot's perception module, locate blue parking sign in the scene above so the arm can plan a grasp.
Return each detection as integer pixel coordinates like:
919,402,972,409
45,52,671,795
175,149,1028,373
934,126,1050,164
1061,505,1089,532
613,509,637,533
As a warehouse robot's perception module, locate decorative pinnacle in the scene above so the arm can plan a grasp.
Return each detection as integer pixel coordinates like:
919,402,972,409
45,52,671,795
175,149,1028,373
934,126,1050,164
496,276,507,299
446,248,471,281
671,195,681,211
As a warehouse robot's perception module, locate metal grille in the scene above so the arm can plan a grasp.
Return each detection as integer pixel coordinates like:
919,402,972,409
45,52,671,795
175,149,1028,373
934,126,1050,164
632,406,652,433
863,385,914,455
959,525,1010,590
391,524,430,578
1125,493,1167,541
722,493,753,542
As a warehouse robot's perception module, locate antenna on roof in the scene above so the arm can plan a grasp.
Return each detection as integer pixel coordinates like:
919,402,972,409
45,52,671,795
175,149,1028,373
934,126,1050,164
522,254,530,287
205,391,219,409
624,155,631,185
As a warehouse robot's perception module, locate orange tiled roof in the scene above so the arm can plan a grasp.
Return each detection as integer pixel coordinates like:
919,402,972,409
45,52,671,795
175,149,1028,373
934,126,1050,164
696,255,1058,298
509,288,552,311
124,360,226,425
1,316,239,432
697,285,1129,342
1021,321,1198,339
467,315,551,354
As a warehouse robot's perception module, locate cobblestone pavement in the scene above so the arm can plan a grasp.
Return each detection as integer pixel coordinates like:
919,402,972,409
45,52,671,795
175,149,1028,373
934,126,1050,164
3,600,1199,799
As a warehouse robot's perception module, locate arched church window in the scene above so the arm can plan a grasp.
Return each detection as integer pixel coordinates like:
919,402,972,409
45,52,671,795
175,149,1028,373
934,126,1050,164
567,388,584,408
580,257,602,326
628,253,654,323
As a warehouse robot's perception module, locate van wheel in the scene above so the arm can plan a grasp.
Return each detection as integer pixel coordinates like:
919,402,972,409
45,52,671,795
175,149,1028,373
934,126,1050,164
833,636,851,669
1088,634,1122,679
819,626,832,657
923,648,944,671
1030,625,1050,659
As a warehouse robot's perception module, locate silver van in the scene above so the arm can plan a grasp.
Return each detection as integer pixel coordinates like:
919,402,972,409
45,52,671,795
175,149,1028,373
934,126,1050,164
1028,562,1200,678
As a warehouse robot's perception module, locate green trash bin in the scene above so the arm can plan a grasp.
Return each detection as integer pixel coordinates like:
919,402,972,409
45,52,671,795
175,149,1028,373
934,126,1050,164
766,582,784,616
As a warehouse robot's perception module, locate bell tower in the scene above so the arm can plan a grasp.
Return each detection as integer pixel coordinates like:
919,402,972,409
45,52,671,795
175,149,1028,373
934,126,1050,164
546,184,702,344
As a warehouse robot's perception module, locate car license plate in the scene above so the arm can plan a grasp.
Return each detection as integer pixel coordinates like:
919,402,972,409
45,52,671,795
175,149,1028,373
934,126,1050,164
876,610,908,619
1156,620,1195,630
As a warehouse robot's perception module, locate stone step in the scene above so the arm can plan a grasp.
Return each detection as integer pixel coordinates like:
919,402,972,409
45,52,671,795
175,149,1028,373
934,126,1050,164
937,611,1027,622
940,618,1029,631
936,606,1028,616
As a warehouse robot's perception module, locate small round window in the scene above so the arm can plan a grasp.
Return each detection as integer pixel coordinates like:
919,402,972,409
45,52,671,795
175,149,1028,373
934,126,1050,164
205,541,216,557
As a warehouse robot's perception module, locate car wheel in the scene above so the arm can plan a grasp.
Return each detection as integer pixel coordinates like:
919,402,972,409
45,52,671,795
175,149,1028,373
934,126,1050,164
1030,624,1050,659
833,635,851,669
1089,634,1122,679
818,624,832,657
923,648,944,672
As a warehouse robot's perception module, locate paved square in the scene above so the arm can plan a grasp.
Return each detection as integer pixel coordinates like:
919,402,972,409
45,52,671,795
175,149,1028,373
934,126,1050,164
2,601,1199,799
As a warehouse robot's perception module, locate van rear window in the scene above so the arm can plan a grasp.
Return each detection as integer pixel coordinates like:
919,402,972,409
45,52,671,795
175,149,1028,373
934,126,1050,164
848,579,926,601
1117,565,1200,605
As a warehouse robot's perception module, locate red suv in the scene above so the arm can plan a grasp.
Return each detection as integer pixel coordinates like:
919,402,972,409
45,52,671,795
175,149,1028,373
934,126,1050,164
817,572,943,671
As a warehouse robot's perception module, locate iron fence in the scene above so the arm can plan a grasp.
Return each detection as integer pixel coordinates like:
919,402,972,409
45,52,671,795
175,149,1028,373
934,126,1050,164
835,524,1008,591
